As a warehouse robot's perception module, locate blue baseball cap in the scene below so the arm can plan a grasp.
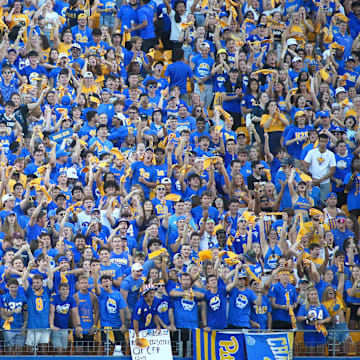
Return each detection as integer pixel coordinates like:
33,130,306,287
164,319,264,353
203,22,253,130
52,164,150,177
58,256,70,263
56,149,71,158
331,126,345,133
319,110,330,117
327,192,337,199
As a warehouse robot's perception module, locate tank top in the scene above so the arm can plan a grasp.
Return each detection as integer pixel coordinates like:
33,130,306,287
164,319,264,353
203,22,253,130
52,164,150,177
77,291,94,333
293,195,311,213
264,245,282,271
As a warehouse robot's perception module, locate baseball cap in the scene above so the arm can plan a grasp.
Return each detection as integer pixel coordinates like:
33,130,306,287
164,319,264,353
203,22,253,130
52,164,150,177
84,71,94,78
335,87,346,96
327,192,338,199
66,168,78,179
141,284,156,296
2,194,14,203
229,67,239,73
56,149,70,158
101,88,112,94
287,38,298,46
161,177,171,184
331,126,346,133
281,158,293,166
294,111,305,118
59,53,68,59
173,253,184,260
78,13,87,19
58,256,70,263
346,56,355,62
292,56,302,63
131,263,144,271
217,49,227,56
71,43,82,51
13,232,23,238
200,42,210,49
318,110,330,117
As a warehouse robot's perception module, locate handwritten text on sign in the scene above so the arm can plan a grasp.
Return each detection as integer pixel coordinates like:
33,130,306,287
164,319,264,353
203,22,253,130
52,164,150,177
129,329,173,360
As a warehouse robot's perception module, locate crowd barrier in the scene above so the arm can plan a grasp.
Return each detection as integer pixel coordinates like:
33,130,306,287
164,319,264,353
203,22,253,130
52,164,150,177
1,328,360,358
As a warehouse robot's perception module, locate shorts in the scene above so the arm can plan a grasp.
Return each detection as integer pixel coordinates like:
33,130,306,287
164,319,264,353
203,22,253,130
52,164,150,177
26,329,50,346
327,322,351,344
51,329,69,349
304,331,326,346
348,303,360,321
74,333,94,348
4,331,26,347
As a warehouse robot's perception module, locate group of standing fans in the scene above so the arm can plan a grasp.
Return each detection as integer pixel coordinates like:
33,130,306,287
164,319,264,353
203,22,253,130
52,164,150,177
0,0,360,357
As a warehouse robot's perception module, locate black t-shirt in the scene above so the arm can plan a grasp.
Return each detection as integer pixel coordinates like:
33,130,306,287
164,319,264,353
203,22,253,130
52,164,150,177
247,174,268,190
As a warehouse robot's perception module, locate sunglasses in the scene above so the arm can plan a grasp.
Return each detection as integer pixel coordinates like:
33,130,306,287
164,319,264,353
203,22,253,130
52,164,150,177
157,187,165,191
238,219,247,223
129,111,136,114
148,85,156,88
2,71,11,74
337,219,346,223
156,284,165,288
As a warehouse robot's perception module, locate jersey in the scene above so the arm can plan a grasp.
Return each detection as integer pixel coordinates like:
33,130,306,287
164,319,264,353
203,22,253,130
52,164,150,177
25,286,52,329
132,297,158,330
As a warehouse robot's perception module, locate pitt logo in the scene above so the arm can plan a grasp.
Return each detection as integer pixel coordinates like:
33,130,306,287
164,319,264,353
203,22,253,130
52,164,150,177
219,336,239,360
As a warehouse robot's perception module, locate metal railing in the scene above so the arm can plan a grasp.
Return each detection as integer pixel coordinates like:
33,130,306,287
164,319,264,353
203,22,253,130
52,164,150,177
0,328,359,358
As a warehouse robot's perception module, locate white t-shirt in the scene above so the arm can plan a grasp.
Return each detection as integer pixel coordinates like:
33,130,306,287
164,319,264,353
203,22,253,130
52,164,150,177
169,9,189,42
304,148,336,184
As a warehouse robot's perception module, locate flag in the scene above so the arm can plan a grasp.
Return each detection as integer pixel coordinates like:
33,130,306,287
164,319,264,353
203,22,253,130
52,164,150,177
244,332,293,360
192,328,245,360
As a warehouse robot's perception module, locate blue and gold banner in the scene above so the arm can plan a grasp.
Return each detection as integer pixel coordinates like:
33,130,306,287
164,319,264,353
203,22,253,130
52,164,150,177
49,128,73,142
192,329,245,360
244,332,294,360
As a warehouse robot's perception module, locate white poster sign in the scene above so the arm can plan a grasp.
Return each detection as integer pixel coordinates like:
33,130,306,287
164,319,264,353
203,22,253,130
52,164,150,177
129,329,173,360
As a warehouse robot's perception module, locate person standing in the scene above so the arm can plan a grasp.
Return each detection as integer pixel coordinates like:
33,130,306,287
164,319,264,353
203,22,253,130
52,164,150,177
23,260,54,352
73,275,99,352
304,133,336,204
1,278,28,352
190,42,214,108
132,284,162,346
49,283,82,354
269,268,297,329
93,272,128,356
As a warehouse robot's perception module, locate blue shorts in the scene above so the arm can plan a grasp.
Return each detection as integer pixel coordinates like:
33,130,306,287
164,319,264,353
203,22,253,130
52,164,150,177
327,322,350,344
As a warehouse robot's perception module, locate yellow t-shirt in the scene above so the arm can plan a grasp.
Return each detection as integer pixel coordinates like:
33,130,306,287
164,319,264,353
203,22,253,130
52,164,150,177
304,220,329,244
57,42,72,56
260,114,288,133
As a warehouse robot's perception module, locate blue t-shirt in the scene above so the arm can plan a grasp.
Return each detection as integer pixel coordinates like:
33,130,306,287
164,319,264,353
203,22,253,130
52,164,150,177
250,294,272,329
51,294,77,329
154,294,173,326
268,282,297,323
171,286,201,329
98,288,127,327
137,4,155,39
164,62,193,94
191,55,214,85
130,161,157,199
204,284,228,329
228,287,257,328
120,275,143,311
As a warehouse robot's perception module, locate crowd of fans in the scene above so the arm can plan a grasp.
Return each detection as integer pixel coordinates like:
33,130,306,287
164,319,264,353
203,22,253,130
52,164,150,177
0,0,360,357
